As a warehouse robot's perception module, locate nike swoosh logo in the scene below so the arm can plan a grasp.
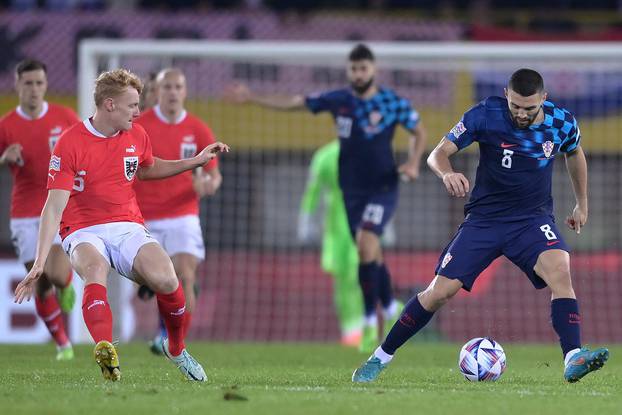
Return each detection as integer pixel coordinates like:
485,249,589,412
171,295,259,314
571,357,586,366
501,143,517,148
547,241,561,246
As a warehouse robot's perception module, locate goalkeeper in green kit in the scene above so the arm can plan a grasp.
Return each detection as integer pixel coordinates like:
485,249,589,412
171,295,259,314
298,140,364,347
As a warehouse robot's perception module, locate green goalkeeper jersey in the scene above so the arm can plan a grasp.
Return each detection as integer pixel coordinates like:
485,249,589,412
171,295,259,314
300,140,358,274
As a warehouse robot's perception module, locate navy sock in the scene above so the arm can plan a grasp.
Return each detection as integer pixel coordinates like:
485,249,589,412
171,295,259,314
358,262,380,317
551,298,581,356
381,295,434,355
376,262,394,309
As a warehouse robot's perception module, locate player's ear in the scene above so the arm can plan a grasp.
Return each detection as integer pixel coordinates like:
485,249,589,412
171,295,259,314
103,98,115,112
503,88,508,98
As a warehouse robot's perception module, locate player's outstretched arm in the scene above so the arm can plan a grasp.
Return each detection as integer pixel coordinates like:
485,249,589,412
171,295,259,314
138,142,230,181
564,146,588,234
427,137,470,198
225,82,306,111
399,121,428,182
14,189,70,303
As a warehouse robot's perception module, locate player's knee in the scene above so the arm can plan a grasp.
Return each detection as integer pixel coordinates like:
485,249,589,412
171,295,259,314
77,261,108,283
150,274,179,294
419,287,456,311
357,242,379,263
539,260,572,286
357,249,374,263
546,268,575,297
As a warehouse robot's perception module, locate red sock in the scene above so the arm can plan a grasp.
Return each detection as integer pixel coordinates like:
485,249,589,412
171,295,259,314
183,311,193,339
156,284,186,356
35,294,70,347
82,283,113,343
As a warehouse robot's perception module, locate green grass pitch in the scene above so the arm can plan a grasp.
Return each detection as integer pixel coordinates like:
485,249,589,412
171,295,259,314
1,343,619,415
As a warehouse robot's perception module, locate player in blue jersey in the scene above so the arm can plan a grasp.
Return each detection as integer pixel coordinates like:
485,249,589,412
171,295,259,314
352,68,609,383
228,44,427,352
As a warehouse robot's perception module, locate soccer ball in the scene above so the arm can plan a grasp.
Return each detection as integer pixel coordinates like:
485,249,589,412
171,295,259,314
458,337,506,382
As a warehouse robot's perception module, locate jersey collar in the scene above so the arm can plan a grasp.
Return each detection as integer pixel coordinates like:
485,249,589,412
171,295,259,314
83,118,120,138
154,104,187,125
16,101,49,120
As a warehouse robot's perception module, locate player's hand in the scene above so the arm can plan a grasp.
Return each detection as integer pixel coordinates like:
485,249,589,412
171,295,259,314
442,172,470,197
194,142,230,166
398,162,420,182
193,171,219,197
0,143,24,166
224,83,252,104
566,203,588,234
14,263,44,304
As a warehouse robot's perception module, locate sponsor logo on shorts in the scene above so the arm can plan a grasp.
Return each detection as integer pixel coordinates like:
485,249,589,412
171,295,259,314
441,252,452,268
546,240,561,247
49,155,61,171
171,306,186,316
450,121,466,138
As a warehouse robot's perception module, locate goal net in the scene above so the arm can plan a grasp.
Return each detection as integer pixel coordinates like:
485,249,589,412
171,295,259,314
79,40,622,344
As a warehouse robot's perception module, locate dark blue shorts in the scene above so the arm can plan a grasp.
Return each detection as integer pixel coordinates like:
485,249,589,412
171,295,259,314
343,190,398,238
435,215,570,291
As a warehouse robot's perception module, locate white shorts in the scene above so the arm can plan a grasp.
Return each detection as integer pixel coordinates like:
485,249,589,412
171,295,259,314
145,215,205,260
10,217,62,264
62,221,158,281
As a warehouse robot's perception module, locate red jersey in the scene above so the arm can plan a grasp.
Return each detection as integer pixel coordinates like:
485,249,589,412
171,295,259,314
0,102,79,218
47,119,154,239
133,106,218,220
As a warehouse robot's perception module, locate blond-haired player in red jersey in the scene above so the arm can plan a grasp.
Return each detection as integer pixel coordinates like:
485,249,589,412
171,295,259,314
13,68,229,382
0,59,78,361
134,68,222,354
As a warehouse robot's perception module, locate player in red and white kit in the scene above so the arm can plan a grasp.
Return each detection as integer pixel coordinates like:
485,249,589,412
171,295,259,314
134,68,222,353
13,69,229,382
0,59,78,361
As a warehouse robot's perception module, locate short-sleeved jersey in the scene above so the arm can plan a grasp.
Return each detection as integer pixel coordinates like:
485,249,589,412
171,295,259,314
47,119,154,239
133,106,218,220
446,96,581,219
0,102,79,218
305,87,420,194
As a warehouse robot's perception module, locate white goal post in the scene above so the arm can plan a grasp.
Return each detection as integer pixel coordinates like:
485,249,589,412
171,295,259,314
78,39,622,118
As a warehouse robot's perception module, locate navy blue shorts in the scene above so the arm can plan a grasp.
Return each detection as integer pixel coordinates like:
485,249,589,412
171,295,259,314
435,215,570,291
343,190,398,238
